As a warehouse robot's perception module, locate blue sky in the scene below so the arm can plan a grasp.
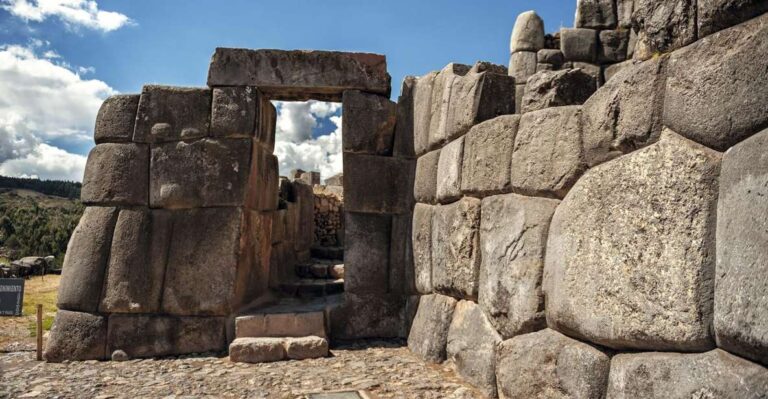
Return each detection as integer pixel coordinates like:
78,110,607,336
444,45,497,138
0,0,576,181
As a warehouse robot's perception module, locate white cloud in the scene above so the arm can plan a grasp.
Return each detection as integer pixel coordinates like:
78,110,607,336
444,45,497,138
1,0,133,32
0,43,115,181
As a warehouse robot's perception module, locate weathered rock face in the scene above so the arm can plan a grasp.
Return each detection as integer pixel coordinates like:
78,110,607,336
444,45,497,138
545,131,721,351
715,128,768,367
390,212,415,295
460,115,519,196
94,94,139,144
446,301,502,398
81,143,149,206
508,51,537,83
632,0,697,60
536,49,565,68
598,29,629,63
107,315,226,359
255,94,276,152
413,72,438,156
207,48,391,101
575,0,617,29
343,154,414,214
560,28,597,62
698,0,768,37
150,138,252,209
479,193,559,339
663,12,768,151
413,149,440,204
342,90,397,155
496,329,610,399
520,69,596,113
210,86,257,138
428,64,470,151
44,310,107,362
436,137,464,203
432,198,481,300
344,212,391,295
607,350,768,399
582,56,667,167
408,294,457,363
57,207,118,312
133,86,211,143
510,11,545,52
510,106,586,199
412,204,435,294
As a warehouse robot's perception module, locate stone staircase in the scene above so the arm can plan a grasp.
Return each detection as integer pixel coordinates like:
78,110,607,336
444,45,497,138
229,247,345,363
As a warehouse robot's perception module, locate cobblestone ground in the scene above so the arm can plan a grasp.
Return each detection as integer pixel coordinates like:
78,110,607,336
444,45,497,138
0,340,483,398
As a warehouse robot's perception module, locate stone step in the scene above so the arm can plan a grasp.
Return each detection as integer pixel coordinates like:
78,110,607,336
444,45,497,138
236,309,327,339
295,262,345,279
229,336,329,363
280,279,344,299
310,245,344,261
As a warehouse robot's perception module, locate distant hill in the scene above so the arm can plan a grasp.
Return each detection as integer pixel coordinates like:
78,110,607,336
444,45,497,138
0,176,84,267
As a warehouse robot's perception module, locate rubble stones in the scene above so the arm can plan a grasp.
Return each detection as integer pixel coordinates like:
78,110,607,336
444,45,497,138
598,29,629,63
414,149,440,204
344,212,391,295
607,350,768,398
44,310,107,362
520,69,596,113
133,85,211,143
432,198,481,300
111,350,129,362
207,48,391,101
507,51,537,83
560,28,597,62
408,294,457,363
107,315,226,359
412,204,435,294
57,207,118,312
545,131,721,351
94,94,139,144
436,136,464,203
446,301,502,398
663,12,768,151
460,115,519,196
698,0,768,37
715,128,768,366
510,106,586,198
343,90,397,155
575,0,618,29
344,154,414,214
510,11,545,52
479,193,559,339
582,56,667,167
632,0,697,60
81,143,149,206
210,86,257,138
496,329,610,399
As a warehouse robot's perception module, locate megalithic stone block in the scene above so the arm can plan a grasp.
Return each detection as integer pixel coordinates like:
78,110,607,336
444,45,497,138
290,181,313,251
698,0,768,37
81,143,149,206
575,0,618,29
413,149,440,204
412,203,435,294
536,49,565,69
94,94,139,144
408,294,457,363
44,310,107,362
508,51,537,84
133,85,211,143
343,153,414,214
598,29,630,63
413,71,438,156
245,144,279,212
57,206,119,312
390,212,415,295
107,315,226,359
344,212,391,295
560,28,598,62
510,11,545,53
330,292,405,339
342,90,397,155
210,86,257,138
632,0,697,60
428,63,471,149
432,197,481,300
255,93,277,153
520,69,596,114
393,76,416,158
436,136,464,204
207,48,391,101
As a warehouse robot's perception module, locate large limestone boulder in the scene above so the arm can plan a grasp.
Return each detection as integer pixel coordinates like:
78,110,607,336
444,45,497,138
607,350,768,398
413,72,437,156
446,301,502,398
436,136,464,203
510,11,545,53
210,86,258,138
343,154,414,214
81,143,149,206
432,198,481,300
342,90,397,155
107,315,226,358
715,127,768,366
698,0,768,37
545,131,721,351
344,212,391,295
460,115,519,196
57,207,119,312
412,203,435,294
94,94,139,144
496,329,610,399
413,149,440,204
582,56,667,167
408,294,457,363
44,310,107,362
520,69,596,113
133,85,211,143
632,0,697,60
575,0,617,29
479,193,559,339
207,49,391,101
510,106,586,199
663,12,768,151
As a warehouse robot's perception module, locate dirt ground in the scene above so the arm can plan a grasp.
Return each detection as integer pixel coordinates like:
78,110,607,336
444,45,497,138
0,275,59,352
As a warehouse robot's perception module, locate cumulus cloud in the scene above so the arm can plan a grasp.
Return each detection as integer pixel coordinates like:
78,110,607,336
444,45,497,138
273,101,343,182
0,42,115,181
1,0,133,32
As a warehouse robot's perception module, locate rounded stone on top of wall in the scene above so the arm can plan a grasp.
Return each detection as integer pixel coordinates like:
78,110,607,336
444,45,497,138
94,94,139,144
607,350,768,398
575,0,618,29
662,11,768,152
510,11,545,53
715,127,768,367
632,0,697,61
544,129,721,351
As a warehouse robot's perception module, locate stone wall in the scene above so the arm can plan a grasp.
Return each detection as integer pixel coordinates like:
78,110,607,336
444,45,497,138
313,185,343,247
406,3,768,397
